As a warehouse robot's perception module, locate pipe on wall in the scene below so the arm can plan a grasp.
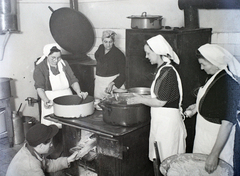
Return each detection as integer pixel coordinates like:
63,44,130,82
178,0,240,29
179,0,240,10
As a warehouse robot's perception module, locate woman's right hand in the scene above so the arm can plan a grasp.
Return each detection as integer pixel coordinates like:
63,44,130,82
77,92,88,99
184,104,197,118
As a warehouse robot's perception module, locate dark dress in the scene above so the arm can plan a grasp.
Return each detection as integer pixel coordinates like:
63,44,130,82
95,44,126,88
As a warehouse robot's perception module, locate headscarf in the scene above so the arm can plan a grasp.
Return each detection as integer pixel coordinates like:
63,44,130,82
146,34,180,64
102,30,117,41
36,43,63,65
198,43,240,84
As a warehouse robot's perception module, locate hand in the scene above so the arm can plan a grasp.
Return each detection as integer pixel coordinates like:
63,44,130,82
127,93,142,105
105,82,115,94
205,153,219,174
44,100,53,109
67,151,79,163
77,92,88,99
184,104,197,118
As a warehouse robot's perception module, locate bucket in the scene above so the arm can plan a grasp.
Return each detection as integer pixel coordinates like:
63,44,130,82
12,111,24,144
0,108,6,133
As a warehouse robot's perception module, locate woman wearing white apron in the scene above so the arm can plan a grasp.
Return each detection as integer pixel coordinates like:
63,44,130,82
184,44,240,174
33,43,88,158
94,30,126,99
34,43,88,127
127,35,187,162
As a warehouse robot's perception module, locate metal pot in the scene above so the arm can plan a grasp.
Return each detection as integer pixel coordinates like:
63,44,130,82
53,95,94,118
128,87,150,95
0,77,11,99
99,97,150,126
127,12,163,29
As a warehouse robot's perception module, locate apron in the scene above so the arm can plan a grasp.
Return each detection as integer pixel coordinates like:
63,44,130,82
94,74,125,99
193,70,235,166
41,61,72,128
149,64,187,162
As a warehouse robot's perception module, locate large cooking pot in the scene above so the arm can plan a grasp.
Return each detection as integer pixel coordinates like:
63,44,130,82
53,95,94,118
127,12,163,29
160,153,233,176
0,77,11,99
99,94,150,126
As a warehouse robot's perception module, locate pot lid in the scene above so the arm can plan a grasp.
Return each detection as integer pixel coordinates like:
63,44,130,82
49,7,95,55
127,12,162,19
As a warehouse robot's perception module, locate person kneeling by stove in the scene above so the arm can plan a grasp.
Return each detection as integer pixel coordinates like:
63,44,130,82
6,124,79,176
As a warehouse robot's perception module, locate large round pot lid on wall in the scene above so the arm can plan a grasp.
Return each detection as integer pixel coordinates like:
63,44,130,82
49,7,95,55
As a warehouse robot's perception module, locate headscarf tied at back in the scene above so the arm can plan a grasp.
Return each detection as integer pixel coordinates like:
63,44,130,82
102,30,117,41
198,43,240,84
36,43,64,65
147,34,180,65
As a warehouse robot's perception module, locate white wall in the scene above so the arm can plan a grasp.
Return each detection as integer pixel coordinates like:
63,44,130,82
0,0,239,120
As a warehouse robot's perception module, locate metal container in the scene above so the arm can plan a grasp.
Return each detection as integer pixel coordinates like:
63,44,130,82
0,108,6,134
0,0,19,34
128,87,150,95
99,95,150,126
12,111,24,144
0,77,11,99
53,95,94,118
160,153,233,176
127,12,163,29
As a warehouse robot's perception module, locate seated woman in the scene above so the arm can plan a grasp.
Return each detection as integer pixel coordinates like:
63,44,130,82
94,30,126,99
184,44,240,174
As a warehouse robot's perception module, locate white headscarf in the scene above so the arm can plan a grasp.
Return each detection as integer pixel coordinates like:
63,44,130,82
198,43,240,84
147,34,180,64
36,43,63,65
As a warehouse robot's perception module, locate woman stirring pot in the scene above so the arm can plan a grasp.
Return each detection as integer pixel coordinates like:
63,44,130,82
94,30,126,99
127,35,187,162
184,44,240,174
34,43,88,127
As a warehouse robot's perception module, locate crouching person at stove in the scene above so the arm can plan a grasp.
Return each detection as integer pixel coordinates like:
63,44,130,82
6,124,78,176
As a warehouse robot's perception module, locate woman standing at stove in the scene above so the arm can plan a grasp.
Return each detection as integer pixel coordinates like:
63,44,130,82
94,30,126,99
127,34,187,162
34,43,88,127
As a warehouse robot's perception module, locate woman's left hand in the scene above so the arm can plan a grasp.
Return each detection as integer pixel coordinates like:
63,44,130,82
205,153,219,174
127,93,142,105
77,92,88,99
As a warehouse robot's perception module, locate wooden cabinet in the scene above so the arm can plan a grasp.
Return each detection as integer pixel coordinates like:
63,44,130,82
126,28,212,152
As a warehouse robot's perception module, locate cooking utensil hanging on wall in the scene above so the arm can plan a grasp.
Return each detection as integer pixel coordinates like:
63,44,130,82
48,6,95,55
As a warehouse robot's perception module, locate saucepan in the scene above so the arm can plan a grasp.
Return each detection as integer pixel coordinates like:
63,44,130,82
127,12,163,29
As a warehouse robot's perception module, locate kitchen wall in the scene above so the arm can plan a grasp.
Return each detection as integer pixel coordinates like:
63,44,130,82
0,0,239,120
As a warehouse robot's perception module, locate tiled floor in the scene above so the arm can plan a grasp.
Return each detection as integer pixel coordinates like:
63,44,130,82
0,137,23,176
